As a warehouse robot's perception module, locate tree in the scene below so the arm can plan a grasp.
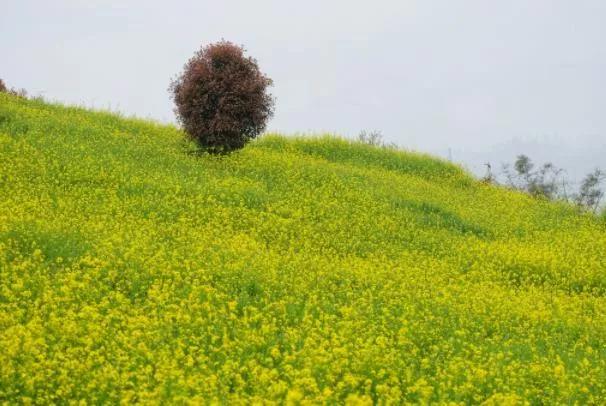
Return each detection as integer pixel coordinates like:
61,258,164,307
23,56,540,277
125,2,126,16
503,155,564,200
500,154,604,213
574,169,605,212
169,40,275,154
514,154,534,184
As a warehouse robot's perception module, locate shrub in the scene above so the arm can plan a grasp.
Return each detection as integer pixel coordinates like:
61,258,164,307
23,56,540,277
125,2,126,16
357,129,384,146
0,79,28,99
499,154,605,213
573,169,604,212
169,40,275,154
502,155,565,200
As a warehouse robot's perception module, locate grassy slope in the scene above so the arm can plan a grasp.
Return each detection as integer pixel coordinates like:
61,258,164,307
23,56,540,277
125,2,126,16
1,93,606,403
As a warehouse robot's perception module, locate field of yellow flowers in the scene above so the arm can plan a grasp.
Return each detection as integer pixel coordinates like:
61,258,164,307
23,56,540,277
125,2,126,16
1,93,606,404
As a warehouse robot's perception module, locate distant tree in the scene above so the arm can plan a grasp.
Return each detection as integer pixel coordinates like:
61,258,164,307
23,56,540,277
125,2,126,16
514,154,534,184
573,169,604,212
503,155,565,200
500,154,605,213
0,78,6,93
357,130,384,146
169,40,275,154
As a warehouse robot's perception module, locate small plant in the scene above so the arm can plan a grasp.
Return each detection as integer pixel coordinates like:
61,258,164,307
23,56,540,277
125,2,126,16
482,163,495,184
169,40,275,154
0,78,28,98
10,88,28,98
357,129,384,146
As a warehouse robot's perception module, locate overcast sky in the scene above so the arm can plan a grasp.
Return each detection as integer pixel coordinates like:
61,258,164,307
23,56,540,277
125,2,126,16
2,0,605,181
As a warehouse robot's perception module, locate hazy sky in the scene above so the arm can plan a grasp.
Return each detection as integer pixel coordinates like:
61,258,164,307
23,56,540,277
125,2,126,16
2,0,605,181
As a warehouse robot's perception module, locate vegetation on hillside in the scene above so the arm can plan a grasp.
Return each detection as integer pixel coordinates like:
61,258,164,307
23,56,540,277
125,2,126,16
1,94,606,403
498,154,605,213
0,78,28,99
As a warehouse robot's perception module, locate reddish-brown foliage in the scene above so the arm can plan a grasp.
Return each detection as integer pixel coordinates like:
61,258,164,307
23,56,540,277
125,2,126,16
169,40,275,154
0,79,7,93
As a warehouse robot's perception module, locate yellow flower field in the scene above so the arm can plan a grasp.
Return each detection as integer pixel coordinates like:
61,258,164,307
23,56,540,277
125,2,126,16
1,93,605,404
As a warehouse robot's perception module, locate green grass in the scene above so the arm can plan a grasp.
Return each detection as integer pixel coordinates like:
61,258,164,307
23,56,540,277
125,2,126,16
1,93,606,404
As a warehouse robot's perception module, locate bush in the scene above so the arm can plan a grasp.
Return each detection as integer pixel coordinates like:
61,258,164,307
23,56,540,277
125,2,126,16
357,129,384,146
169,40,275,154
502,155,565,200
0,79,28,99
499,154,605,213
574,169,604,212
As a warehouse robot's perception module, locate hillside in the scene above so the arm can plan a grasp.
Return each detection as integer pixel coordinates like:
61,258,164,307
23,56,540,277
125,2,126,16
1,93,606,404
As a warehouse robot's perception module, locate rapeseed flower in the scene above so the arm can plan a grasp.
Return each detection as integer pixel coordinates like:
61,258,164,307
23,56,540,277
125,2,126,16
1,93,606,403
